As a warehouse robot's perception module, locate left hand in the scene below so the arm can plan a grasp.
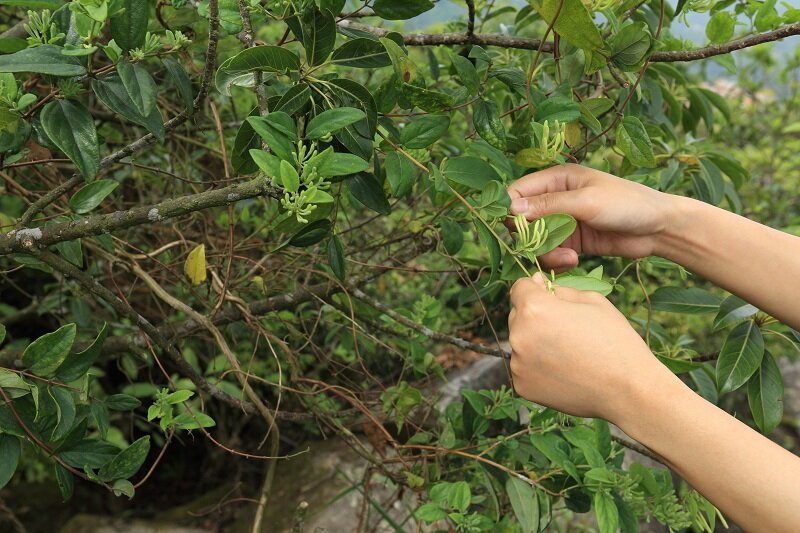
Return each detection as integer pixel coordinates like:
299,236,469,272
508,272,668,423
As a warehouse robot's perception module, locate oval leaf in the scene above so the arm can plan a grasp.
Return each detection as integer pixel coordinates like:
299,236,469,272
69,179,118,215
40,99,100,180
22,323,77,378
717,320,765,394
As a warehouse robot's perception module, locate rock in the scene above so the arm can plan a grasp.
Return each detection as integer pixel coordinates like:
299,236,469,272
231,438,415,533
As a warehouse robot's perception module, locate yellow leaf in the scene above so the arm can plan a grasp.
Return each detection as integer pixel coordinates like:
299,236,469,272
565,122,582,147
183,244,207,286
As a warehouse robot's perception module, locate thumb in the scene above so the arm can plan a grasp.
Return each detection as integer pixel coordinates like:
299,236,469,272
510,190,587,220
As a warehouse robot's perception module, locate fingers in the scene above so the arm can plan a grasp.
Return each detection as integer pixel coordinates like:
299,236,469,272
510,273,553,308
511,272,597,307
537,247,579,272
507,165,573,200
509,189,589,221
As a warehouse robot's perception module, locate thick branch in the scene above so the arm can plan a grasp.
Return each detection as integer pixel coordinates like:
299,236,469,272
337,20,800,64
650,22,800,62
336,19,553,52
0,177,279,255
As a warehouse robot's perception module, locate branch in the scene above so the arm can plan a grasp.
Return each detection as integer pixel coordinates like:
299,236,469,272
465,0,476,39
350,287,510,359
0,177,279,255
336,19,553,52
337,20,800,64
650,22,800,62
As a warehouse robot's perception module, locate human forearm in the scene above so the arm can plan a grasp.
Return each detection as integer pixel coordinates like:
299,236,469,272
614,373,800,532
655,195,800,330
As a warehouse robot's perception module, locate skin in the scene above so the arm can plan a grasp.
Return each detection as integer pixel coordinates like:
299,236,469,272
506,164,800,532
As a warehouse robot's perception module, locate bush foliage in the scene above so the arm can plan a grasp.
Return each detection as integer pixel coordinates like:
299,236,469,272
0,0,799,531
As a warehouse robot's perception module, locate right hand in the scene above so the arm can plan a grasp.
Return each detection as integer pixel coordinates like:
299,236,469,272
507,164,675,271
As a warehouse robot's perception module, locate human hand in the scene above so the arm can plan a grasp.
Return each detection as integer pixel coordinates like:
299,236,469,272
507,164,676,271
508,273,672,423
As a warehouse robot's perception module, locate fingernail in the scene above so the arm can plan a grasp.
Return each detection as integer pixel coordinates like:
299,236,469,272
510,198,528,214
532,272,547,287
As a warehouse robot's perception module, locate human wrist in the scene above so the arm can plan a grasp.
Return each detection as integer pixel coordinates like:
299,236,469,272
609,363,694,445
651,194,709,262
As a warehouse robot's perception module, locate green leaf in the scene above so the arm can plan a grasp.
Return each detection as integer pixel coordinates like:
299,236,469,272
530,433,580,481
506,476,539,533
274,84,311,116
332,38,390,68
452,54,479,96
650,287,721,314
49,386,76,442
279,160,300,193
534,214,577,256
615,116,655,168
0,323,4,344
327,236,346,280
60,439,120,469
162,57,194,112
55,463,73,501
110,0,149,51
400,115,450,149
0,368,31,399
415,502,447,522
402,84,454,113
535,96,581,124
384,151,415,197
446,481,471,513
717,320,764,394
0,434,20,490
112,479,135,499
439,218,464,255
56,323,108,382
693,158,725,205
444,156,501,190
747,352,783,434
294,6,336,67
98,436,150,482
306,107,366,140
320,153,371,177
373,0,434,20
706,11,735,44
289,219,332,248
327,78,377,160
22,323,77,378
609,22,653,70
349,173,391,215
92,74,165,142
529,0,604,52
166,390,194,404
713,295,758,331
116,60,157,118
474,219,501,277
0,45,85,76
556,275,613,295
594,491,619,533
173,411,216,430
69,180,118,215
247,112,297,162
215,46,300,94
473,100,507,151
106,394,142,411
40,100,100,180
